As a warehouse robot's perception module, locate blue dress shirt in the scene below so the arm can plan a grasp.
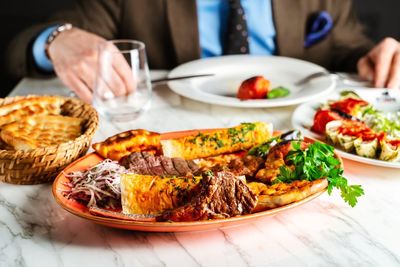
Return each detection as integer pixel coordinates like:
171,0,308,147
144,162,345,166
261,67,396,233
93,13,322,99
33,0,277,71
196,0,276,57
32,25,59,72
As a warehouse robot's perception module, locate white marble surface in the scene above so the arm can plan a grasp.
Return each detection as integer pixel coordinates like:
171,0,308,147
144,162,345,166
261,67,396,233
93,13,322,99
1,75,400,267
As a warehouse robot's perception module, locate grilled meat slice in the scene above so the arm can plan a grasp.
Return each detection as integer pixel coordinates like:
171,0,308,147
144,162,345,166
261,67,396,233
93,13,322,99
171,157,193,176
142,152,165,176
120,152,199,176
159,155,180,176
200,154,263,177
120,152,151,174
157,171,257,222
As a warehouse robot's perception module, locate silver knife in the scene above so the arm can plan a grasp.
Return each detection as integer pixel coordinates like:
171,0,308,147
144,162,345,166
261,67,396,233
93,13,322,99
151,73,214,84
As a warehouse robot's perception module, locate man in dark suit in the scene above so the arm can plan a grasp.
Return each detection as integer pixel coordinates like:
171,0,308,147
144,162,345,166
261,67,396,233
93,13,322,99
6,0,400,102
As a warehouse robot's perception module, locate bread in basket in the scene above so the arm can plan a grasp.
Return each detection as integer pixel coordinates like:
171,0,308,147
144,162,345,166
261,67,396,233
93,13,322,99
0,95,98,184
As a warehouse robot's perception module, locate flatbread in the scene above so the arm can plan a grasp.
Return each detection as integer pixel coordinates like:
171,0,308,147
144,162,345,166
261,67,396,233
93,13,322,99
0,103,62,127
0,115,83,151
92,129,161,161
0,96,64,117
248,179,328,211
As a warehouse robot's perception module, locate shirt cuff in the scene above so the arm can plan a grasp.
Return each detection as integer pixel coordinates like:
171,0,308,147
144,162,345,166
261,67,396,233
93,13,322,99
32,25,60,72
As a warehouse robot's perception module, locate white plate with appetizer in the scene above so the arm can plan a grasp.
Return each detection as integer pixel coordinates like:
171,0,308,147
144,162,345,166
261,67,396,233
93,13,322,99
53,122,363,232
292,88,400,168
167,55,336,108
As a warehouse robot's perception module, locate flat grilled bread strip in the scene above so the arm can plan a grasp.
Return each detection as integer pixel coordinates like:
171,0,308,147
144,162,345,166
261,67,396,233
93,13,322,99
89,207,156,222
161,122,273,160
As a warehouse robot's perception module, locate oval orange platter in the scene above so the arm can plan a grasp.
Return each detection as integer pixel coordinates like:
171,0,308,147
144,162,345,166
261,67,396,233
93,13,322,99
52,130,334,232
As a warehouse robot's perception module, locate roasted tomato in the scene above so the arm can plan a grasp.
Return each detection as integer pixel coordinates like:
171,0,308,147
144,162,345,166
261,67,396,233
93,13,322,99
329,98,369,116
311,109,344,134
237,76,270,100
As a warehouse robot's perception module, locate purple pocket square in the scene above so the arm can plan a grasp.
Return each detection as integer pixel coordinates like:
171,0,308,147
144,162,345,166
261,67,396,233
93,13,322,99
304,11,333,48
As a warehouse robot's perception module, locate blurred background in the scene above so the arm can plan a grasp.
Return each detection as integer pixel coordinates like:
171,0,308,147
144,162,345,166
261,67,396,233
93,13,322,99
0,0,399,97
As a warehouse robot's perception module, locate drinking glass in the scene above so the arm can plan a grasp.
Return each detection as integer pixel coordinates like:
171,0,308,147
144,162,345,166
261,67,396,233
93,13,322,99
93,40,152,121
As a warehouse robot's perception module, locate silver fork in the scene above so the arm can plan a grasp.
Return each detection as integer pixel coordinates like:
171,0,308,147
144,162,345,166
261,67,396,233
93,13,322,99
295,71,369,87
296,71,395,103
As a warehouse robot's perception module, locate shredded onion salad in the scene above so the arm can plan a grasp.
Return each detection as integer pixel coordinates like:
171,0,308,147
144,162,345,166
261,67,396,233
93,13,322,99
63,159,125,209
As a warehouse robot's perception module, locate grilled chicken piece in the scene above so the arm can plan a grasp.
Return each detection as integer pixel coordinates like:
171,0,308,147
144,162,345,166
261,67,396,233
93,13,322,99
248,179,328,212
198,154,264,177
157,172,257,222
255,141,309,183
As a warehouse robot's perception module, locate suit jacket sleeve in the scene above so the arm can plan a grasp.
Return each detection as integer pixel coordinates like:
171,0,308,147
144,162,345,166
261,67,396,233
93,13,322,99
330,0,374,72
5,0,121,79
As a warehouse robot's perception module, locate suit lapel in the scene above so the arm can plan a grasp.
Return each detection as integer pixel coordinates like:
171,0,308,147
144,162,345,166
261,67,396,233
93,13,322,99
166,0,201,64
272,0,305,58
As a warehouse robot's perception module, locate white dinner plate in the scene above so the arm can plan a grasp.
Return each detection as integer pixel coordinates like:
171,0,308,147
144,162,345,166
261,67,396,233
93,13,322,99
168,55,336,108
292,88,400,168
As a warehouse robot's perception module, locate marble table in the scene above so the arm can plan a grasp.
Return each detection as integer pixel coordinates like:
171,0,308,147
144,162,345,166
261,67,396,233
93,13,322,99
1,75,400,267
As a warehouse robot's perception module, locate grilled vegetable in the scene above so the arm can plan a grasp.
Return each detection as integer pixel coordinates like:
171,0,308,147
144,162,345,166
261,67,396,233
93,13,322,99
337,133,357,152
161,122,273,160
379,140,400,161
354,137,378,158
312,109,344,134
329,98,369,118
121,174,201,215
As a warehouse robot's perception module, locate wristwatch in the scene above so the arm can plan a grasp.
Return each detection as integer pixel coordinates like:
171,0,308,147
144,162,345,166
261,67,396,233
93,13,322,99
45,23,73,57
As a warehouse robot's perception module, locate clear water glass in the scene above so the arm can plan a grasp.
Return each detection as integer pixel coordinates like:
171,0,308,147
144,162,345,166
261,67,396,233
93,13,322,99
93,40,152,121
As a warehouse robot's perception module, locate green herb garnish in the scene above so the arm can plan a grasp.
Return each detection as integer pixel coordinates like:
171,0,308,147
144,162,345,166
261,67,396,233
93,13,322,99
247,136,279,158
267,87,290,99
274,141,364,207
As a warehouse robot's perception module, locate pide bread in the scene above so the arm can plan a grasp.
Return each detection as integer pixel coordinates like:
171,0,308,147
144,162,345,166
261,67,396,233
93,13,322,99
92,129,161,161
0,96,86,151
0,115,83,151
0,96,64,117
0,103,62,127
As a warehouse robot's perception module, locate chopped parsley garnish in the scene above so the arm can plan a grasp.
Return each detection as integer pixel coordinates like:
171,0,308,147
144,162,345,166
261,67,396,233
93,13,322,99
274,141,364,207
247,136,279,158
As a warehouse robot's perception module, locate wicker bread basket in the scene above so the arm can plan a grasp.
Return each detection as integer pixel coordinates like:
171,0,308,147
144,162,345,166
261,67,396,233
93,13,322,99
0,95,98,184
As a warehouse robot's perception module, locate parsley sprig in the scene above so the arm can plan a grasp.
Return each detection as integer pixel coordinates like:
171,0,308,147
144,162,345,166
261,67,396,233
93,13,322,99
274,141,364,207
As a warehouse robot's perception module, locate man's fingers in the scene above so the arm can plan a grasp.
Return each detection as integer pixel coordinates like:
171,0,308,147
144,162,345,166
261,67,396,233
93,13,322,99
113,52,136,94
386,52,400,89
59,71,93,103
102,67,126,96
357,57,374,81
74,61,97,91
372,38,398,88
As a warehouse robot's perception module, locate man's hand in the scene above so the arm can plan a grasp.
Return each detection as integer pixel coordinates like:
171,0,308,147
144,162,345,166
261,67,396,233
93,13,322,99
357,37,400,89
48,28,134,103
